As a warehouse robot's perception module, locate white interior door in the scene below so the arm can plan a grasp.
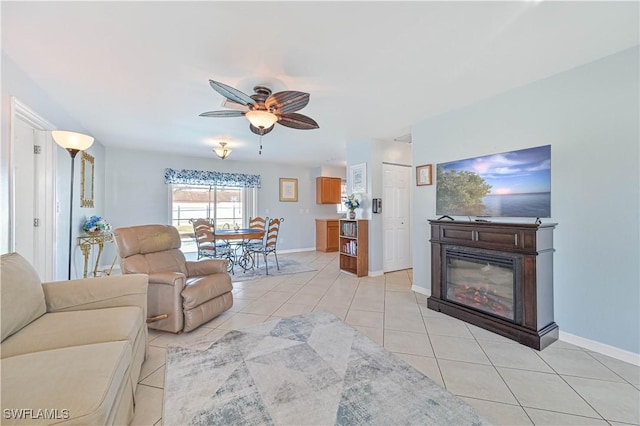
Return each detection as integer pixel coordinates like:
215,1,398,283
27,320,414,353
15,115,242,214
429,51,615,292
382,163,412,272
11,99,56,281
13,118,37,265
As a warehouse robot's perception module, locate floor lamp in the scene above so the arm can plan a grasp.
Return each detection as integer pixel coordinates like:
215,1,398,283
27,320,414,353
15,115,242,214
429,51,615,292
52,130,94,280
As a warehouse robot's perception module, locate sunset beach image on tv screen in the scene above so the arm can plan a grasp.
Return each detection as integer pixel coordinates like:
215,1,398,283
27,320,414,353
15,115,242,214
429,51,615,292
436,145,551,218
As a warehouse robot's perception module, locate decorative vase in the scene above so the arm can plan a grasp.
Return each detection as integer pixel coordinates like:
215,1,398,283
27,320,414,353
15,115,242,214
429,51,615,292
85,230,101,236
349,210,356,219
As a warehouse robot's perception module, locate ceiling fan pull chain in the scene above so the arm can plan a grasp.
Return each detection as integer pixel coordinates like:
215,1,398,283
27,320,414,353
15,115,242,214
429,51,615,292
259,134,263,155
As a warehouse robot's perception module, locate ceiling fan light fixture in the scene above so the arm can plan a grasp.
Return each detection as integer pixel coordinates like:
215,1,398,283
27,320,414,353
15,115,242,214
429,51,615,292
245,110,277,129
213,142,232,160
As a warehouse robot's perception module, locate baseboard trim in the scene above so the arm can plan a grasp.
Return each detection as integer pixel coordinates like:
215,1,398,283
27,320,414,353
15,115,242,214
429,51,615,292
411,285,431,297
559,331,640,366
368,270,384,277
278,247,316,254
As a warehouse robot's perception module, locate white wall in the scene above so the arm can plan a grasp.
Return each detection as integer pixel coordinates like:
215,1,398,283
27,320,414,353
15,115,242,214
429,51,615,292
104,147,336,259
310,165,347,220
412,47,639,355
56,142,106,280
320,165,346,179
1,52,106,280
346,138,412,274
1,50,342,276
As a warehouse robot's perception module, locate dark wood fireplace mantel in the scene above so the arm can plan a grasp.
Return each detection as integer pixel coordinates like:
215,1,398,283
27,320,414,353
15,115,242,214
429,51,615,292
427,219,558,350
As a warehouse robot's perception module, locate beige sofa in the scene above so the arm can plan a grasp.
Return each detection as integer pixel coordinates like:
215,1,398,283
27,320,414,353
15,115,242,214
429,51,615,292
1,253,148,425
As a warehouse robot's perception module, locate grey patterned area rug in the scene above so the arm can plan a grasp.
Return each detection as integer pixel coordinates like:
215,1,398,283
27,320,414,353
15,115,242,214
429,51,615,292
230,257,316,282
164,312,491,426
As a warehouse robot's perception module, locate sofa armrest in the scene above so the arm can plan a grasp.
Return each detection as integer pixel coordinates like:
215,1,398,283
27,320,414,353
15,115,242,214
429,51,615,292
185,259,229,276
42,274,148,319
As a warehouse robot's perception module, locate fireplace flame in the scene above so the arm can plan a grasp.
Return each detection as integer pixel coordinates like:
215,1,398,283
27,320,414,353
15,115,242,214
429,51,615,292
449,284,512,318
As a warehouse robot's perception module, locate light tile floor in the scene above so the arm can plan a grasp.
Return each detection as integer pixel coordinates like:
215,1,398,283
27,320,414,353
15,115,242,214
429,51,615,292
132,251,640,426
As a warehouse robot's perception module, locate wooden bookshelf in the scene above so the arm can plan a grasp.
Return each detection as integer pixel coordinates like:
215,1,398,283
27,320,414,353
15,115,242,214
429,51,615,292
339,219,368,277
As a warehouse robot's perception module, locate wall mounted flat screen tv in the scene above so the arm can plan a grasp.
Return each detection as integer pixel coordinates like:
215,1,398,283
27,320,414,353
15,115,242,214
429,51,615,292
436,145,551,218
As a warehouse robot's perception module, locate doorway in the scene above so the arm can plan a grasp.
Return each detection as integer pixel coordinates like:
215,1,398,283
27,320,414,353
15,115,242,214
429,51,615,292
382,163,412,272
10,98,56,281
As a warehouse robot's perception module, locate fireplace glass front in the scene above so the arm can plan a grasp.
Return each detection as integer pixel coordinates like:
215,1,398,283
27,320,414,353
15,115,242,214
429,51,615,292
444,249,518,321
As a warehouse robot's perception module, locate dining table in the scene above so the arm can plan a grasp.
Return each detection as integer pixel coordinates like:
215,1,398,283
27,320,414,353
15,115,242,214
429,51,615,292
215,228,265,273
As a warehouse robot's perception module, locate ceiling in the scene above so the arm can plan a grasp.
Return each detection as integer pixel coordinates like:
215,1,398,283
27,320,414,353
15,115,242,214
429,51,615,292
2,1,638,166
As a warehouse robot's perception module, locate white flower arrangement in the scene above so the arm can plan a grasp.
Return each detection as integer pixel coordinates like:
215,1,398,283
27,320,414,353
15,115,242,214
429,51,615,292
83,216,111,233
344,194,361,211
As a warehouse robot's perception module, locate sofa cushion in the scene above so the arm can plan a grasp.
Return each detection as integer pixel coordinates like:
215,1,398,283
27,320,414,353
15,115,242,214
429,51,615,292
0,306,143,359
1,341,132,425
0,253,46,342
182,274,233,310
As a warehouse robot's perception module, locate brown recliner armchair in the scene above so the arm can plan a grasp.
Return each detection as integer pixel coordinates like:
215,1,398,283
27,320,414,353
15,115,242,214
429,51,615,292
113,224,233,333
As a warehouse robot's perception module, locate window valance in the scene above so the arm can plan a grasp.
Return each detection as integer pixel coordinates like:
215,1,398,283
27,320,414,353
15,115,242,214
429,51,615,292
164,168,261,188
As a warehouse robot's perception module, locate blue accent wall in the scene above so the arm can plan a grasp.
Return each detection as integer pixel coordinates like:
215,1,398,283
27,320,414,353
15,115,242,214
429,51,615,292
412,47,639,355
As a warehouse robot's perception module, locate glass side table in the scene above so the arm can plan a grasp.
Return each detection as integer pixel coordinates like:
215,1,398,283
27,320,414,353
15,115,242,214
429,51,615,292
77,232,116,278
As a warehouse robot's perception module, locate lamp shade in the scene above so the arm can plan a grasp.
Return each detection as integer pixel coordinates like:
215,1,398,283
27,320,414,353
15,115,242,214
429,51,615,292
245,110,277,129
52,130,94,151
213,142,232,160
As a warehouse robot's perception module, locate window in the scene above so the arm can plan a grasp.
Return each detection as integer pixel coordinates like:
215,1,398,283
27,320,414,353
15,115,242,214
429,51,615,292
337,179,348,213
170,184,257,251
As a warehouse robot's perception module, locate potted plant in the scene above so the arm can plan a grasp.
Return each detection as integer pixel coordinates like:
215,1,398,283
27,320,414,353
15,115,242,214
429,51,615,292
83,216,111,236
344,194,361,219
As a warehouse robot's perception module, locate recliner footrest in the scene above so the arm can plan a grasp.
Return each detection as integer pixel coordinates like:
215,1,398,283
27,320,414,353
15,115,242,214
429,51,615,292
181,275,232,309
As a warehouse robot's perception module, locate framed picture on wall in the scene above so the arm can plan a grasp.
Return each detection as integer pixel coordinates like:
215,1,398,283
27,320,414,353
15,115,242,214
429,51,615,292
350,162,367,193
416,164,433,186
279,178,298,202
80,151,95,207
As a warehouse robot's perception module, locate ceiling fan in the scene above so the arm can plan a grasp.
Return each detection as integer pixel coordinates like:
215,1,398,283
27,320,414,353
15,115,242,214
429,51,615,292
199,80,319,137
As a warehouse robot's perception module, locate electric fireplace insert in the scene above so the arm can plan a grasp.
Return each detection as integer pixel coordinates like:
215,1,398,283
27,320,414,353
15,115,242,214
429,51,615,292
445,247,521,322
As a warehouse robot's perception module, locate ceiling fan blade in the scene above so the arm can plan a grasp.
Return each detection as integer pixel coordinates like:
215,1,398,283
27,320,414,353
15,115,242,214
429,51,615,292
265,91,310,114
278,113,319,130
208,80,255,106
250,123,275,136
222,99,251,112
199,110,245,118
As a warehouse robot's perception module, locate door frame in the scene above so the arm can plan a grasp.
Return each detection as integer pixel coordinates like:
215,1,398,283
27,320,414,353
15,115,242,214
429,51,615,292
9,97,57,280
382,162,412,272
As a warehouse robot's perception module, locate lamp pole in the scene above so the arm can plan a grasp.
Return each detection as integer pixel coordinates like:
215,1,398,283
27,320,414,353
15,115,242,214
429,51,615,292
52,131,94,280
65,148,80,280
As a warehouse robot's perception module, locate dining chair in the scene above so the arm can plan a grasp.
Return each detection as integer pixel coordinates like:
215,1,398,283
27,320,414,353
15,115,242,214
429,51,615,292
189,219,233,267
247,216,269,250
190,218,214,259
249,216,268,231
249,217,284,275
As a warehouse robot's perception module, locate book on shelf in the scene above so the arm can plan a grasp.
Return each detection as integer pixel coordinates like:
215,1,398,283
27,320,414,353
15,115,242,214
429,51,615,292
341,240,357,256
341,221,358,238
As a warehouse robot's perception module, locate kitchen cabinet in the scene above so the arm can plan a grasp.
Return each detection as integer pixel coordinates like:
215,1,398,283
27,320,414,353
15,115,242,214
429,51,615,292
316,219,339,252
316,177,341,204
